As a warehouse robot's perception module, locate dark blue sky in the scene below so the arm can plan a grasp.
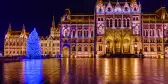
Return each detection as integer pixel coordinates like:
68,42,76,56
0,0,167,50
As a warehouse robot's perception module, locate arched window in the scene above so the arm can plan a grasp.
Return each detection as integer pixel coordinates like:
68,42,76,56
73,31,75,37
123,19,126,27
72,47,76,51
118,19,121,27
115,19,118,27
91,47,93,51
127,19,130,27
125,7,128,11
99,45,102,51
108,7,111,12
106,19,110,27
110,19,113,27
84,47,88,51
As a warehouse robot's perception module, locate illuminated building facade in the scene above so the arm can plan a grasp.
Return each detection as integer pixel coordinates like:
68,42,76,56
4,0,168,58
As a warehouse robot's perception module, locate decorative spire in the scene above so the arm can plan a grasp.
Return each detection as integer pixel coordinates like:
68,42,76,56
8,23,12,31
22,24,25,29
22,24,26,35
52,15,55,27
7,23,12,34
132,0,136,7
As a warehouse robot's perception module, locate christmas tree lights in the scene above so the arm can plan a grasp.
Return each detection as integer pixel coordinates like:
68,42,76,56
26,28,42,59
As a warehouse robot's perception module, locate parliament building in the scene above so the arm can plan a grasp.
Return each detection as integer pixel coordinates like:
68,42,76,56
4,0,168,58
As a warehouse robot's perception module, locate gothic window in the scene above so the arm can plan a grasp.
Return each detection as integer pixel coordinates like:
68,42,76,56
157,47,161,52
115,19,118,27
106,19,110,27
99,45,102,51
110,19,113,27
127,19,130,27
123,19,126,27
78,47,82,51
144,47,148,52
101,18,104,21
99,8,102,13
78,31,82,37
72,47,76,51
98,18,101,21
134,8,137,11
63,29,69,37
150,47,154,52
108,7,111,12
84,47,88,51
118,19,121,27
73,31,75,37
91,47,94,51
125,7,128,11
143,30,145,36
146,30,148,36
91,31,94,37
157,29,160,37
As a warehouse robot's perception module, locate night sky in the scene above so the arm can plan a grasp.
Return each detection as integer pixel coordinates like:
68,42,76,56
0,0,167,50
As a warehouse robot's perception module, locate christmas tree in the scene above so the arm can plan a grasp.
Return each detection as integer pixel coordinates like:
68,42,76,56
26,28,42,59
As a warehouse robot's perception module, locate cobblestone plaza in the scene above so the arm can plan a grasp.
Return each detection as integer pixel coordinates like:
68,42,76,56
1,58,168,84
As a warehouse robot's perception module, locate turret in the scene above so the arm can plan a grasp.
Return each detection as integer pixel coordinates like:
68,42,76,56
52,15,55,28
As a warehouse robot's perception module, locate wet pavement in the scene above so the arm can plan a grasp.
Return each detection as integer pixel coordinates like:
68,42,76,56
0,58,168,84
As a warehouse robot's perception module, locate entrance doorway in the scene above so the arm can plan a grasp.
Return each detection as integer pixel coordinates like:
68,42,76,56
62,47,69,58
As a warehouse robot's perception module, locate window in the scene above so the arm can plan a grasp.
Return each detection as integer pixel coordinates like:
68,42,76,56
84,47,88,51
72,47,76,51
106,19,110,27
125,7,128,11
157,47,161,52
98,18,101,21
78,47,82,51
118,19,121,27
144,47,148,52
110,19,113,27
115,19,118,27
99,45,102,51
91,31,94,37
78,31,82,37
108,7,111,12
84,31,88,37
101,18,103,21
127,19,130,27
73,31,75,37
123,19,126,27
91,47,94,51
150,47,154,52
